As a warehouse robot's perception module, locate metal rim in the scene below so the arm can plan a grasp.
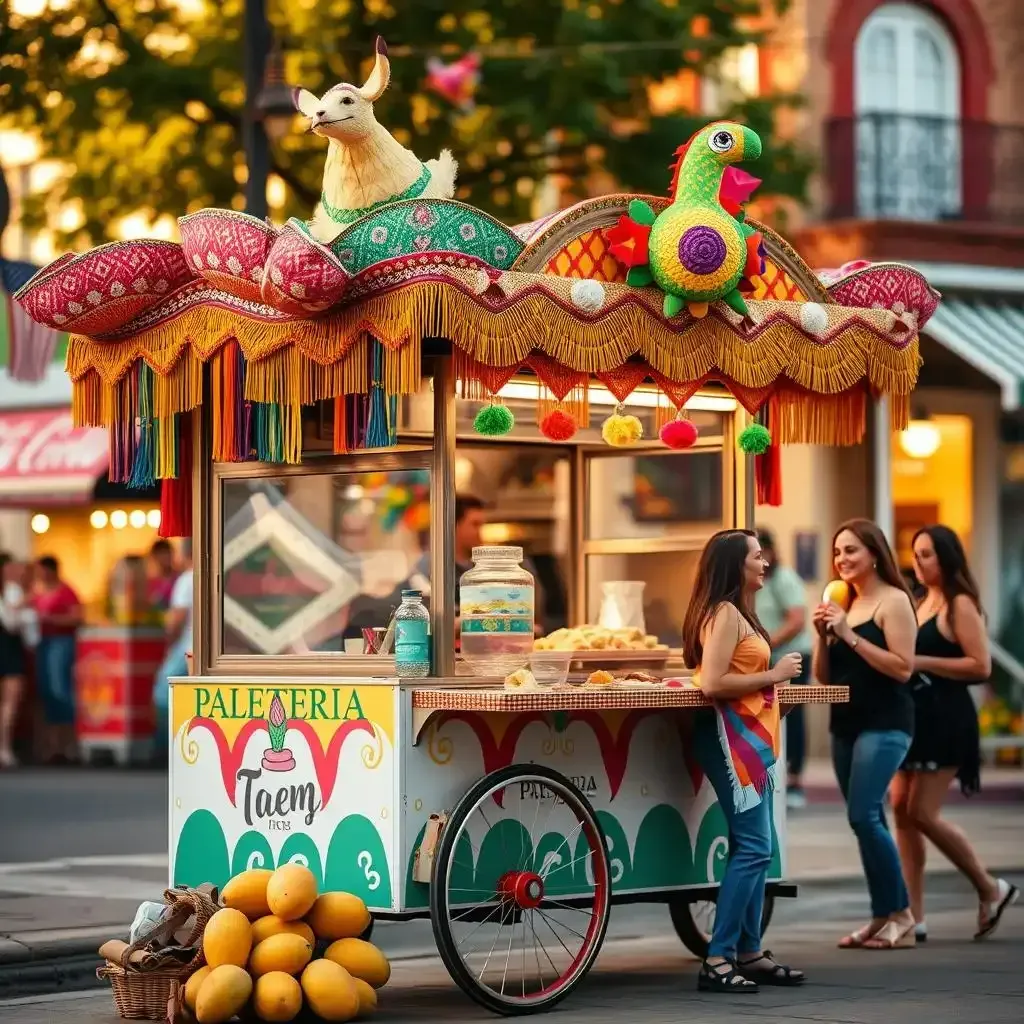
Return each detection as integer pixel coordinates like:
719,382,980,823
431,765,611,1015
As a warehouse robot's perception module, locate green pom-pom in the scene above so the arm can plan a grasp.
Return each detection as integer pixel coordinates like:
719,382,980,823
473,403,514,436
738,423,771,455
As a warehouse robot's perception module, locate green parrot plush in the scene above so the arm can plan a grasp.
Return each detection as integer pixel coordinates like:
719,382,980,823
608,121,766,319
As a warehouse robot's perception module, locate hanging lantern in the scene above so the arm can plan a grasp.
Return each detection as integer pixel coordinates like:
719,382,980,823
601,404,643,447
473,402,514,436
539,409,578,442
659,412,699,449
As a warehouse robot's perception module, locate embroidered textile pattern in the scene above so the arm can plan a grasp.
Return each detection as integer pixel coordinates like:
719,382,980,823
330,199,524,273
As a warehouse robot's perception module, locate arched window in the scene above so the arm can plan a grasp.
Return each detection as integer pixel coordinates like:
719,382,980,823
854,2,962,220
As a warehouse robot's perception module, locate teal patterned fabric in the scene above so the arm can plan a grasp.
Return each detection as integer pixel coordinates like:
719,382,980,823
330,199,524,273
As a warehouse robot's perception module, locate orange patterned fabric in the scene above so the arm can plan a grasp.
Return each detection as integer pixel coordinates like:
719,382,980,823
749,259,806,302
544,229,629,282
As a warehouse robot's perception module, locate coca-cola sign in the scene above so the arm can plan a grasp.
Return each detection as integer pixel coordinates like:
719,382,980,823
0,410,108,479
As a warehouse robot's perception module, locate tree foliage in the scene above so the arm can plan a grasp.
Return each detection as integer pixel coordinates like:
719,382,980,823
0,0,810,248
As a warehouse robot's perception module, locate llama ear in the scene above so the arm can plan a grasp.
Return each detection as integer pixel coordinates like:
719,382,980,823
356,36,390,102
293,88,321,118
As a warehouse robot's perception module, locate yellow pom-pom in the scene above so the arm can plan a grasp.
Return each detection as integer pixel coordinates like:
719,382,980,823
601,410,643,447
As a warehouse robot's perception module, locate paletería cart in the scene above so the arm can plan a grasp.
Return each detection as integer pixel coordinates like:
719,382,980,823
16,40,939,1016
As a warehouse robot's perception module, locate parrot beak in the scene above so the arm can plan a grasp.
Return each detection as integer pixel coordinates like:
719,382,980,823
740,126,763,162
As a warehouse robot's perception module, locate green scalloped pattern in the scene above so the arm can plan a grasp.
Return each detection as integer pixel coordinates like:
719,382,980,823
172,811,392,908
330,200,524,273
631,804,694,889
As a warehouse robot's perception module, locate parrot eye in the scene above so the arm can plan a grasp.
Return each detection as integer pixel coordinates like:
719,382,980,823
708,130,735,154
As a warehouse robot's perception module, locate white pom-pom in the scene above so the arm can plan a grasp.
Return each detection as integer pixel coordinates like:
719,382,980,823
571,278,606,313
799,302,829,335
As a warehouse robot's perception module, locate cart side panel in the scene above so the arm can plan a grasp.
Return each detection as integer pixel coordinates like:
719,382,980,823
169,677,400,913
400,699,785,910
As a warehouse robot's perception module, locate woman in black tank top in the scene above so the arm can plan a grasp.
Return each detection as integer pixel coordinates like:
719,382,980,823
812,519,918,950
891,526,1018,941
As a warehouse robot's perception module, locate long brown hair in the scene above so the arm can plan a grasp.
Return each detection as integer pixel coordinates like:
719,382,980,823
831,518,914,603
682,529,769,668
912,524,983,628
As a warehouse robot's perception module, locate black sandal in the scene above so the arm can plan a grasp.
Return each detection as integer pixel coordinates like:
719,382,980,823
697,958,759,993
737,950,806,986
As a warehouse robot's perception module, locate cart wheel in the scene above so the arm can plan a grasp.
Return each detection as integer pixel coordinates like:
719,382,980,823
669,892,775,959
430,764,611,1016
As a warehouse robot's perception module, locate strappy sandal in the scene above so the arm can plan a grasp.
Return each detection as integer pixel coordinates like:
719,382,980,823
862,918,916,950
838,923,880,949
697,958,759,993
975,879,1019,941
737,950,805,986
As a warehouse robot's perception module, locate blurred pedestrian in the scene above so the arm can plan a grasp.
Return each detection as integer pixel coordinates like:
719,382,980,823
813,519,918,949
31,555,82,764
0,553,38,768
755,529,813,809
147,539,178,613
892,525,1018,941
682,529,805,992
153,540,193,760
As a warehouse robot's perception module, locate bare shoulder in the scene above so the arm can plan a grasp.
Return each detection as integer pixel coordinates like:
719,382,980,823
702,601,739,638
951,592,981,618
880,585,916,623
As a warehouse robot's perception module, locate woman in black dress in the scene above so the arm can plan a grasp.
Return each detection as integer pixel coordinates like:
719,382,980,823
891,525,1018,940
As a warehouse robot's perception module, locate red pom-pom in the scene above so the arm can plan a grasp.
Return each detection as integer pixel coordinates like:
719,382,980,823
660,416,699,449
540,409,578,441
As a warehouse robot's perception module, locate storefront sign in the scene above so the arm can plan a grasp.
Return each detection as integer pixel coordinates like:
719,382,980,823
0,409,108,502
169,680,397,911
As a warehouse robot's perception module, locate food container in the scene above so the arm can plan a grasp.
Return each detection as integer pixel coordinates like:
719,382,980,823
529,652,571,687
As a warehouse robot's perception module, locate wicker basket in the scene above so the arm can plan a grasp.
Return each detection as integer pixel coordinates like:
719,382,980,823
97,887,217,1021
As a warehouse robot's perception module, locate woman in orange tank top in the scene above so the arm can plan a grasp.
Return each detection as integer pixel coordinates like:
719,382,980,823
681,530,804,993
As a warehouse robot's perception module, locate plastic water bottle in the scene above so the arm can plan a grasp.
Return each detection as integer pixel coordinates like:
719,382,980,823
394,590,431,677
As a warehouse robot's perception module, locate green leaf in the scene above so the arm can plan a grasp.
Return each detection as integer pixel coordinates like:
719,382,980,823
627,200,657,226
268,720,287,753
626,265,654,287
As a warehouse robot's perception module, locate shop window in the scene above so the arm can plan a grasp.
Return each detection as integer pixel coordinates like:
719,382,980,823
585,549,702,649
891,413,972,571
585,449,725,542
217,465,430,657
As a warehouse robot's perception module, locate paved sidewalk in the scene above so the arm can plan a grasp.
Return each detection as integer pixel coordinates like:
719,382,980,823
1,801,1020,956
3,901,1021,1024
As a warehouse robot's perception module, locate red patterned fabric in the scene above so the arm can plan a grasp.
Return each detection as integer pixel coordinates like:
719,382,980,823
526,352,586,399
826,263,940,328
179,209,278,304
14,240,194,335
260,223,352,315
596,364,649,402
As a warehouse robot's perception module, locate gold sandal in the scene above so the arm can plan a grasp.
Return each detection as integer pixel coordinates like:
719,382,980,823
862,919,916,950
838,923,880,949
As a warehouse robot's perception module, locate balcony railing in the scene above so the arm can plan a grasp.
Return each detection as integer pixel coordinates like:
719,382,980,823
826,115,1024,226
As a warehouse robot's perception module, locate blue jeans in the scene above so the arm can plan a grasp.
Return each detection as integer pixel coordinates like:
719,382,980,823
693,710,773,959
832,730,912,918
153,637,188,754
36,634,77,726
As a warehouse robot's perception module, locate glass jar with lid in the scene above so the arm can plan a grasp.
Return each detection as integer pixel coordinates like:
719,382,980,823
459,546,535,676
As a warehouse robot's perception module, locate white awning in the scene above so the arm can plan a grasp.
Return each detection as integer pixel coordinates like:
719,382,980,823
923,297,1024,411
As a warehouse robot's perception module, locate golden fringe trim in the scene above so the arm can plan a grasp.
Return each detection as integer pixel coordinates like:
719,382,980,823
890,392,910,432
65,283,921,428
770,390,868,446
537,385,590,429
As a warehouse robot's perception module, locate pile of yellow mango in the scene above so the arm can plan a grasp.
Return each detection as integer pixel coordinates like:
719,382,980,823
183,865,389,1023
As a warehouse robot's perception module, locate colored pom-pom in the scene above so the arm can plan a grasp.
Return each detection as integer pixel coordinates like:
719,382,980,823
660,416,699,449
738,422,772,455
601,409,643,447
474,403,515,436
540,409,578,442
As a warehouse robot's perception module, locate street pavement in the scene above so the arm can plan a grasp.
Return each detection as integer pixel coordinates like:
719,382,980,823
1,890,1021,1024
0,762,1021,1013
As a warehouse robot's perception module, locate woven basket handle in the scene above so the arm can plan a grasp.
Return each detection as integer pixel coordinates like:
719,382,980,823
118,906,192,970
163,887,218,950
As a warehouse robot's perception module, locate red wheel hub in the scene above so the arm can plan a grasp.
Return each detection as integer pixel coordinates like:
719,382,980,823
496,870,545,909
